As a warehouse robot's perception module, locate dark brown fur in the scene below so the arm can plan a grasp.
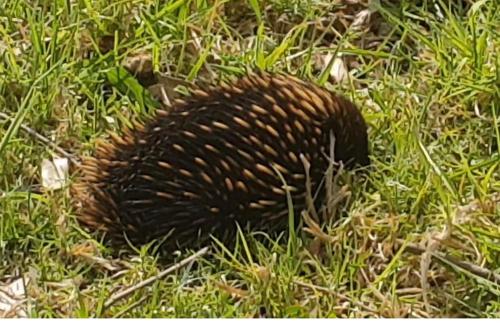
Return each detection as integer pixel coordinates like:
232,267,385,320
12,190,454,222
72,72,369,248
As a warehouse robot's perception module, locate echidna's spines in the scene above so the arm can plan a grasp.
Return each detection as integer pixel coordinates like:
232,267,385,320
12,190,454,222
73,71,370,246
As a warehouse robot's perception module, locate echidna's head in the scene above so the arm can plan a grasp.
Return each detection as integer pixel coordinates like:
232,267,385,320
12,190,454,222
325,94,370,169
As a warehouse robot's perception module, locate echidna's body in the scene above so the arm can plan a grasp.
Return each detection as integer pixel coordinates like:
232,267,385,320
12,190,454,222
73,72,369,248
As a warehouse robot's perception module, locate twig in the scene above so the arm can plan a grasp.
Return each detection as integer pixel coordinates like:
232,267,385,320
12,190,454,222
0,112,80,165
103,246,209,310
300,154,320,223
396,240,500,284
420,224,450,312
301,210,337,244
324,131,337,222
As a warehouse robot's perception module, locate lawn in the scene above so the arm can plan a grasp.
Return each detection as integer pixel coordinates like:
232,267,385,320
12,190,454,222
0,0,499,318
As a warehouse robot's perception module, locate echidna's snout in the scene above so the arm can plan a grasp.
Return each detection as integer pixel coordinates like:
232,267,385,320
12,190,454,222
348,119,371,168
323,94,370,169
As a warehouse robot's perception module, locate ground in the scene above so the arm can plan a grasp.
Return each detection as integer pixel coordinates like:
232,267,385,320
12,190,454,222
0,0,499,318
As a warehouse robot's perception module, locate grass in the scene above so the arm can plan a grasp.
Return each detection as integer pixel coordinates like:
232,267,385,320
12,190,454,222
0,0,499,318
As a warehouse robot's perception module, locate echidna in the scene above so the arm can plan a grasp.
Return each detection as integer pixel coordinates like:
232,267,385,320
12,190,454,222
72,71,370,249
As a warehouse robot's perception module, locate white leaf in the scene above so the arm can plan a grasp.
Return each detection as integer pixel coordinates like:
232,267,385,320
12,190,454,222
41,157,69,190
330,57,349,83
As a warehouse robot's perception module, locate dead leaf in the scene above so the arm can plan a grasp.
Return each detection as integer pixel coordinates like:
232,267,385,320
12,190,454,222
214,281,249,299
254,265,271,283
330,56,349,83
41,157,69,190
0,277,28,318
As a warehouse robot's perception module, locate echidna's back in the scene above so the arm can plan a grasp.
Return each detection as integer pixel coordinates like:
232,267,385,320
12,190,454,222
72,72,369,248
